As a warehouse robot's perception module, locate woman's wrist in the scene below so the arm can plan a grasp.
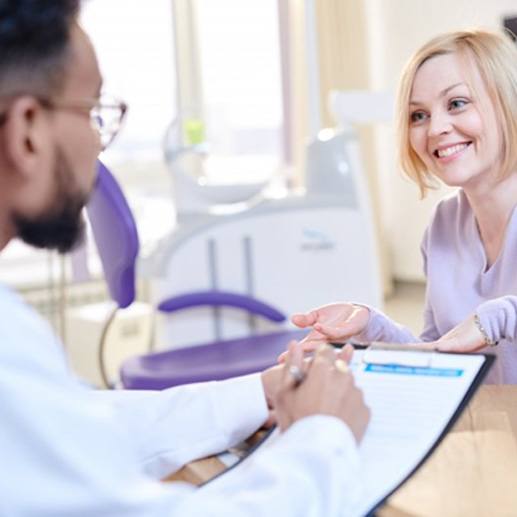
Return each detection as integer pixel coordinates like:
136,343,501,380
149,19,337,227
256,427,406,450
473,313,498,347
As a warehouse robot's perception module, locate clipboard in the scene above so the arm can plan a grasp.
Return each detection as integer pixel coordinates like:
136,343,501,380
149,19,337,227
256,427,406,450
357,345,495,516
201,345,494,516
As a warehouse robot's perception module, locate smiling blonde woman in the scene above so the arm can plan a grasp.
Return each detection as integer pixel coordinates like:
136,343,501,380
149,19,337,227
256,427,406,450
289,29,517,385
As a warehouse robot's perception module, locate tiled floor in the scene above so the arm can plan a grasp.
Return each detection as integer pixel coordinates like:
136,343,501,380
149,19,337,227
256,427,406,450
383,281,426,337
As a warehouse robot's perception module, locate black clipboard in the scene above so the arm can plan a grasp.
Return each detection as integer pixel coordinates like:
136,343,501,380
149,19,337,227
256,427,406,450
200,347,495,516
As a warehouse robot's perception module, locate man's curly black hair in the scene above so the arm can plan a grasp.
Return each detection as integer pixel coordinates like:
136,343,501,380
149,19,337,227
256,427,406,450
0,0,80,97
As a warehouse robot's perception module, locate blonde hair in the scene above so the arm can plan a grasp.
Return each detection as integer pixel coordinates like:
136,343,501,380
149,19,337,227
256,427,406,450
396,28,517,197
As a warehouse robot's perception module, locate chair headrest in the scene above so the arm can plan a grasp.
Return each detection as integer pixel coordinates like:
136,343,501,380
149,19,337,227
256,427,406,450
86,161,139,308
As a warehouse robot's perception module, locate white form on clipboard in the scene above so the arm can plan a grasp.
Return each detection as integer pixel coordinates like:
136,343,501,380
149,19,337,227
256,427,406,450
349,348,491,515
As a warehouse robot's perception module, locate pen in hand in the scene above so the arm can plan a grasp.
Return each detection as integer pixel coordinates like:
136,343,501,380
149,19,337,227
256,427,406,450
288,364,305,387
287,343,351,388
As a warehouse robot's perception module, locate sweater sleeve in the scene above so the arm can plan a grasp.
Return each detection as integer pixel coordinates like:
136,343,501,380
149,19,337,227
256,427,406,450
476,296,517,343
354,305,418,343
354,225,438,344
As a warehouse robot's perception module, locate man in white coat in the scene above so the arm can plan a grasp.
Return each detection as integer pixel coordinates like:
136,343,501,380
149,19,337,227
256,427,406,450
0,1,370,515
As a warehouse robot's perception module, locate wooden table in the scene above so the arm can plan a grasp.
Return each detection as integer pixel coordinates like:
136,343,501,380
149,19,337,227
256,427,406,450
168,386,517,516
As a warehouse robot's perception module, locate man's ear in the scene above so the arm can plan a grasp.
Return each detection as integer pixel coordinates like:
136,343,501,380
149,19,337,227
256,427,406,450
1,96,53,180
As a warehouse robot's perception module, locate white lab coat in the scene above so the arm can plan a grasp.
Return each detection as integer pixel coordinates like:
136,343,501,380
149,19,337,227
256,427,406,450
0,284,363,516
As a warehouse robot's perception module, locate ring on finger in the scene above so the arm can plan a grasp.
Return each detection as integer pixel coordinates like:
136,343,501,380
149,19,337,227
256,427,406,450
288,365,305,386
334,359,349,374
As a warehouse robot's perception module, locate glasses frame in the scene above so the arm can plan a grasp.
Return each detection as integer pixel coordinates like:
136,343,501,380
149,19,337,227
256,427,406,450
0,93,128,150
39,94,128,150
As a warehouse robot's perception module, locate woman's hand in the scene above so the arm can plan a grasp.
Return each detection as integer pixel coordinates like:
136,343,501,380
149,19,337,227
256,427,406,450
278,303,370,362
420,315,487,353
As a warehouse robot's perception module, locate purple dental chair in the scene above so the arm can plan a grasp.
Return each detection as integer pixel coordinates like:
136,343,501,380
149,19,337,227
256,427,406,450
86,161,306,389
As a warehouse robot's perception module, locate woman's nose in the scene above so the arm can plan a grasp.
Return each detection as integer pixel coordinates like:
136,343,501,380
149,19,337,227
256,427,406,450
427,111,453,137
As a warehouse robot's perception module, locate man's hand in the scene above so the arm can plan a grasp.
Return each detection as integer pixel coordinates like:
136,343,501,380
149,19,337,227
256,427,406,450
260,362,284,426
278,303,370,362
269,341,370,443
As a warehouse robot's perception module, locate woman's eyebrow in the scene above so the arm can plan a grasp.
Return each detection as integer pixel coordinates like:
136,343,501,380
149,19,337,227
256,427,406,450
410,82,466,106
439,82,466,96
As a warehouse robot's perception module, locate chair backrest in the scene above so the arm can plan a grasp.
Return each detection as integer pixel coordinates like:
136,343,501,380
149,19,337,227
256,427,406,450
86,161,139,309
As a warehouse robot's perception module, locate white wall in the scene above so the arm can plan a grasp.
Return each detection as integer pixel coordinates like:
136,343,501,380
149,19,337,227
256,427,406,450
366,0,517,280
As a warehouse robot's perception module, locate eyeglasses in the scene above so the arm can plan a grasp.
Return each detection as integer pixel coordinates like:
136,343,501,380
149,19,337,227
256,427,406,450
38,93,128,150
0,93,128,150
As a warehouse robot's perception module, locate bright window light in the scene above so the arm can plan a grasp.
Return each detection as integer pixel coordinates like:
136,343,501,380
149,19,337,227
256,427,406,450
80,0,177,165
192,0,284,182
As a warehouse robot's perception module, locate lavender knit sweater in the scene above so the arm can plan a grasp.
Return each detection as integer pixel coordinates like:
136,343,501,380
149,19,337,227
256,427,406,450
359,190,517,384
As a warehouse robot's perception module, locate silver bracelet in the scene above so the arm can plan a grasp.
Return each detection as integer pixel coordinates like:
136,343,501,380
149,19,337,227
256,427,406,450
473,313,498,347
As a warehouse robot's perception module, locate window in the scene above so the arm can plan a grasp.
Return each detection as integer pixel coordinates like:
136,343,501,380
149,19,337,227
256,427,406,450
194,0,284,183
82,0,285,185
80,0,177,167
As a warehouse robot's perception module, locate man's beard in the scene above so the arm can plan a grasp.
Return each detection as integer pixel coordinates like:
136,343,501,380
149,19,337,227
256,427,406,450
13,148,90,254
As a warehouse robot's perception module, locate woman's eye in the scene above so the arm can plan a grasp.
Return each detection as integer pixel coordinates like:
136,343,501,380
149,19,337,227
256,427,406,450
410,111,427,124
449,98,468,110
